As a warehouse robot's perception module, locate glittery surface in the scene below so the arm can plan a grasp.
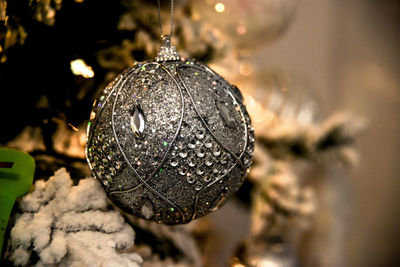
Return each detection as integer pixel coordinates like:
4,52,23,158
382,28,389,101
86,59,254,224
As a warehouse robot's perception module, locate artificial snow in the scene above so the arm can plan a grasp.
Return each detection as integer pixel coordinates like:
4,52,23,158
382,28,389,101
8,168,142,267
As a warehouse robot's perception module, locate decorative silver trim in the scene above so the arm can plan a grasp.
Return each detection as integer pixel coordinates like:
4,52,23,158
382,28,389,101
155,35,180,62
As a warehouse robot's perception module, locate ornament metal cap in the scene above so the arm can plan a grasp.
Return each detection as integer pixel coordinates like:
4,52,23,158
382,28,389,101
155,35,180,62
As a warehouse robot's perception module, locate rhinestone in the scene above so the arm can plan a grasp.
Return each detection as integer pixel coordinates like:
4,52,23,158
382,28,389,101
177,141,184,149
102,144,108,151
188,140,196,149
179,150,188,158
170,159,179,167
196,167,204,175
186,174,195,184
212,148,221,157
179,167,187,176
220,153,229,164
196,130,205,139
188,157,196,167
197,148,205,158
205,142,213,148
216,101,237,130
194,182,203,191
130,104,146,139
204,176,211,182
99,166,105,174
115,161,123,170
246,146,254,157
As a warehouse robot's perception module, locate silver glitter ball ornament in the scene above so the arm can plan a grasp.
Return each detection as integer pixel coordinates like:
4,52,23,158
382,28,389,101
86,36,254,224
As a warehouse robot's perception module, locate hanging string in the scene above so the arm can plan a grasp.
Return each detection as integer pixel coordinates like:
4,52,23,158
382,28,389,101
157,0,174,38
157,0,163,36
170,0,174,37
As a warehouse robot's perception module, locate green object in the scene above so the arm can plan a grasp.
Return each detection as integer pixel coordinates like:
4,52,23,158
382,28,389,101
0,148,35,258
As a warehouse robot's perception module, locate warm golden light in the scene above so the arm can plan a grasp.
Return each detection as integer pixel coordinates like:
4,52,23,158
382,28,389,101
237,25,247,35
70,59,94,78
244,94,270,125
239,62,253,76
79,132,86,146
67,123,79,132
215,3,225,13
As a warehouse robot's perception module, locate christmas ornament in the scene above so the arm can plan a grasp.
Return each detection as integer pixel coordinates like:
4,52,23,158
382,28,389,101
85,1,254,224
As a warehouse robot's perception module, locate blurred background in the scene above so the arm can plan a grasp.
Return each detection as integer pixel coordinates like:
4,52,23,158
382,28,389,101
0,0,399,266
262,1,400,266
